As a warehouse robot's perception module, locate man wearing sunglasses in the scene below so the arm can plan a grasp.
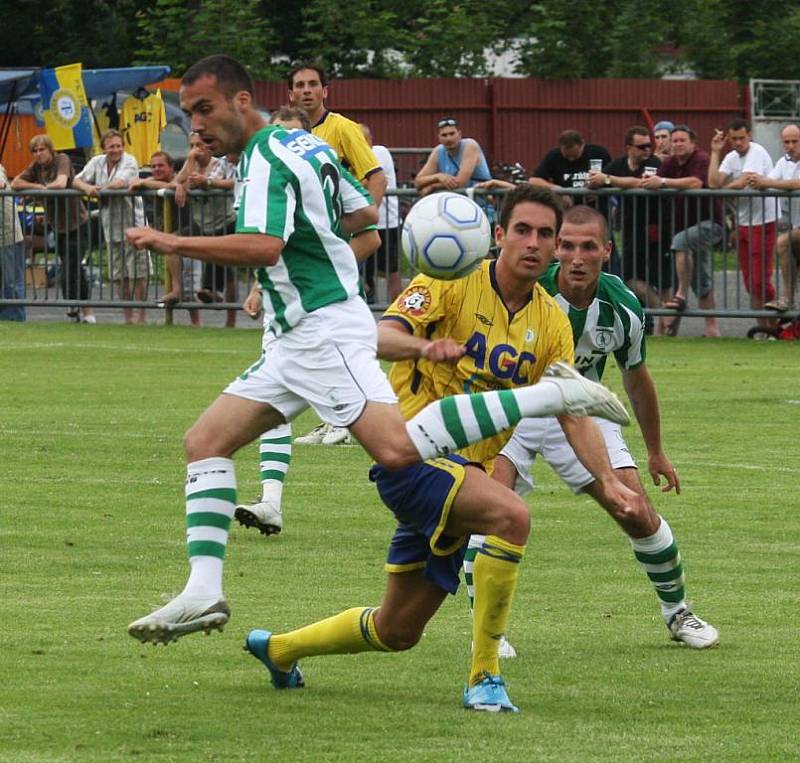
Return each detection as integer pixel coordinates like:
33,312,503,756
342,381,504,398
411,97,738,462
587,126,673,334
414,117,492,196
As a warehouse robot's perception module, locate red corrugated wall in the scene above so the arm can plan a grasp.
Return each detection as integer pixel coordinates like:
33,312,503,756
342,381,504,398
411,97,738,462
256,77,745,183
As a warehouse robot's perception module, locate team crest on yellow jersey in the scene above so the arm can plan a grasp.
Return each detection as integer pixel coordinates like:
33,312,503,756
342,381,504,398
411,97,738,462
397,286,432,317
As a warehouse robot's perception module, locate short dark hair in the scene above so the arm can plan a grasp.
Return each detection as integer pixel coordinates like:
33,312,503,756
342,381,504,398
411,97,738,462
287,60,328,89
150,151,175,167
499,185,563,232
558,130,584,149
182,55,254,98
562,204,609,241
670,124,696,140
625,126,650,145
727,117,750,133
270,105,311,131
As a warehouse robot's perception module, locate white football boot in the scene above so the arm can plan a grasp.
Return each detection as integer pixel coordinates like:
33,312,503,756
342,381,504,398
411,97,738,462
668,609,720,649
234,500,283,536
541,361,630,426
294,423,331,444
128,593,230,645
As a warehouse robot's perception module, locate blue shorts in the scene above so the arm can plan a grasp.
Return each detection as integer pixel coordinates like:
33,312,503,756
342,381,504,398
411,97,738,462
369,454,475,595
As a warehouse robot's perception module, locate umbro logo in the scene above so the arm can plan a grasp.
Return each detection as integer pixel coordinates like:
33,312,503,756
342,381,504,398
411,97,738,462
475,313,493,327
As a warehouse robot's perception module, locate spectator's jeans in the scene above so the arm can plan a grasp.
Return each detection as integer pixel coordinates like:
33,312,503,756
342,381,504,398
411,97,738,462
0,240,26,321
670,221,723,299
56,222,91,301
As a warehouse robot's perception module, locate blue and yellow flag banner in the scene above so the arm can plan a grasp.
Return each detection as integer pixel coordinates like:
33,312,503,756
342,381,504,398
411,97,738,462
38,64,93,150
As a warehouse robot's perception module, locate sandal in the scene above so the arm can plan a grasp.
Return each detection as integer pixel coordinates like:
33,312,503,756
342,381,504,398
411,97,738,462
663,294,687,311
764,298,791,312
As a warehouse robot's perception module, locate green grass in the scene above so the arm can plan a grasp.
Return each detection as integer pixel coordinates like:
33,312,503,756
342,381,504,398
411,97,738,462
2,324,798,762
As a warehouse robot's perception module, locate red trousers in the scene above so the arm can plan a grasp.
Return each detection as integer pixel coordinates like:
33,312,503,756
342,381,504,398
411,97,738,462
737,222,776,303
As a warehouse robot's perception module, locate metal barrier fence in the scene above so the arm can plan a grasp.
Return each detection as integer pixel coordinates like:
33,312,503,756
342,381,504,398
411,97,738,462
1,186,799,325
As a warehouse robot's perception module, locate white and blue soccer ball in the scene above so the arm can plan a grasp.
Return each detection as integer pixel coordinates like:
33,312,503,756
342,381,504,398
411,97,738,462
401,192,491,280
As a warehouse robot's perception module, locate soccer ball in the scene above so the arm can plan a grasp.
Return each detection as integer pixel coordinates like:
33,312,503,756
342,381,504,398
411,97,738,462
401,192,491,280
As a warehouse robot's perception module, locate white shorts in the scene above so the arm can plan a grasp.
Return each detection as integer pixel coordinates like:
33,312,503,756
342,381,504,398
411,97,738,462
500,416,636,495
224,296,397,427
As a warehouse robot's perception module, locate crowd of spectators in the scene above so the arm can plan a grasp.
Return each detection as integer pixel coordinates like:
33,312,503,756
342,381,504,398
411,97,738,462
2,80,799,336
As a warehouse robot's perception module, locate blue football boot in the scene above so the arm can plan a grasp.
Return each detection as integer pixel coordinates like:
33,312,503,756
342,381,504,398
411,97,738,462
244,629,305,689
463,673,519,713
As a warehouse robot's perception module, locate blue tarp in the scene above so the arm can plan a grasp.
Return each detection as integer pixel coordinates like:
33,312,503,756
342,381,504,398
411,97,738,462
0,69,39,104
81,66,171,99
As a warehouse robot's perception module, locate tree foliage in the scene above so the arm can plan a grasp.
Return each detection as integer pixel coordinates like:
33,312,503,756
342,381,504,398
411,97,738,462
134,0,280,79
2,0,800,83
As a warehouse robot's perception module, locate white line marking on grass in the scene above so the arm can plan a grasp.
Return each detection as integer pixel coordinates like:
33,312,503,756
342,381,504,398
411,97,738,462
687,461,799,474
0,341,246,355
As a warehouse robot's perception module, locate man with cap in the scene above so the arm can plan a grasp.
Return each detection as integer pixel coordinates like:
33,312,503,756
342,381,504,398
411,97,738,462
654,121,674,161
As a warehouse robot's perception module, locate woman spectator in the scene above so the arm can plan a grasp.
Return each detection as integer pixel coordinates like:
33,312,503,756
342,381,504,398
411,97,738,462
11,135,95,323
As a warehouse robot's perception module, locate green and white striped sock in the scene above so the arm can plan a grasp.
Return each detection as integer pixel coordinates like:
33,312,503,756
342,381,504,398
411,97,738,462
405,384,564,461
259,424,292,504
183,457,236,598
630,516,686,621
463,534,485,610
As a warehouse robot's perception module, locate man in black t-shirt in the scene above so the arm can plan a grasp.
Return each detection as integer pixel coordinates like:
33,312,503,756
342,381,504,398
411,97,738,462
529,129,612,208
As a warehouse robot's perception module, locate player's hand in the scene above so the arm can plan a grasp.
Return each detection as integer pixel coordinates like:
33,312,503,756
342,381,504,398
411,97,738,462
596,475,649,515
710,129,726,153
125,226,178,255
648,452,681,494
421,339,465,363
243,287,262,320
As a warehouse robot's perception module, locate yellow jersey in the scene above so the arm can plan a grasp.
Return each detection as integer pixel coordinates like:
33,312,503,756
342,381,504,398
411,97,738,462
382,259,574,467
312,111,381,184
120,90,167,166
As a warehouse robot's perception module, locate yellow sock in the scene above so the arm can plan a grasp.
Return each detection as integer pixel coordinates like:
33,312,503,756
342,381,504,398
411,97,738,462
469,535,525,686
268,607,393,671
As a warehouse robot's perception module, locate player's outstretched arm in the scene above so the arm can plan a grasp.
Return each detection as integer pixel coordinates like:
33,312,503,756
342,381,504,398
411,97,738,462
622,365,680,494
377,320,465,363
126,229,284,268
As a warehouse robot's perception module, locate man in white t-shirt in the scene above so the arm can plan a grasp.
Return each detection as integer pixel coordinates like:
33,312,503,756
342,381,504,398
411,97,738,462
709,118,779,325
747,123,800,312
361,124,402,303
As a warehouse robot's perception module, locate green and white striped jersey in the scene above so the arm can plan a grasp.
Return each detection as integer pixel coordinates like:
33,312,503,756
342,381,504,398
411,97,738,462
236,125,372,335
539,263,645,382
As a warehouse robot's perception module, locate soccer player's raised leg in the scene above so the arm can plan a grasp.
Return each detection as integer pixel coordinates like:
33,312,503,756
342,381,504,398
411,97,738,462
128,393,286,644
245,459,527,711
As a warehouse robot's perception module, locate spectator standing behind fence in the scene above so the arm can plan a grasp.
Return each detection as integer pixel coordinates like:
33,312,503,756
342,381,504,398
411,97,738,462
361,123,402,303
12,135,96,323
73,129,150,325
129,151,201,327
414,117,492,197
642,125,723,338
709,119,779,330
653,120,674,161
0,163,25,321
174,132,237,328
528,130,612,210
745,123,800,314
587,126,673,335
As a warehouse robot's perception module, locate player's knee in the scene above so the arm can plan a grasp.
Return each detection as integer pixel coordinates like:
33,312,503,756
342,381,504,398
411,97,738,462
493,495,530,545
371,441,419,472
183,423,218,461
376,621,423,652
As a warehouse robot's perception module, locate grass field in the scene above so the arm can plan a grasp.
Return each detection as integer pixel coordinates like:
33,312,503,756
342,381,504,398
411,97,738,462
2,323,798,762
